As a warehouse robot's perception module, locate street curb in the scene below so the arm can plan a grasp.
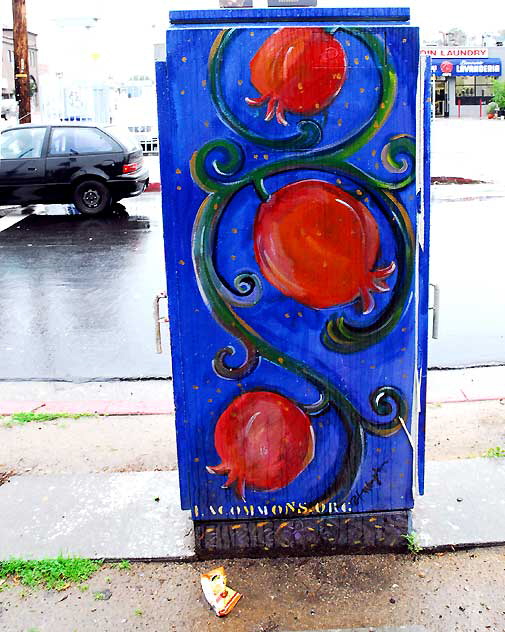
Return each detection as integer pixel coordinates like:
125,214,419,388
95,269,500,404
0,395,503,416
431,175,487,185
0,400,173,416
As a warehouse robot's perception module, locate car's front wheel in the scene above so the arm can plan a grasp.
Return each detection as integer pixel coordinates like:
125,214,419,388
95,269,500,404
73,179,111,215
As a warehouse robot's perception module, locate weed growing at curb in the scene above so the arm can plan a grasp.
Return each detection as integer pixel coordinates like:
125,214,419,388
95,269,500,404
484,446,505,458
112,560,131,571
402,531,423,555
2,412,96,427
0,557,102,591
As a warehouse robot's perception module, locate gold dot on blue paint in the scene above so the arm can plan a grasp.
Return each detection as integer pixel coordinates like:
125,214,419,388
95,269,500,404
370,365,375,369
175,168,181,174
402,38,407,43
284,313,290,318
181,56,187,62
354,58,359,65
359,87,365,93
176,185,182,191
180,90,185,95
263,154,269,160
250,31,255,36
208,398,213,403
365,55,370,60
194,457,200,462
237,79,243,86
201,79,207,88
192,385,199,390
178,259,185,265
231,228,238,234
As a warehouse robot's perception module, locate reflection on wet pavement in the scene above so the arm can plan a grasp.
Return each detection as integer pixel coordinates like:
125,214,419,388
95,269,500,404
0,194,170,381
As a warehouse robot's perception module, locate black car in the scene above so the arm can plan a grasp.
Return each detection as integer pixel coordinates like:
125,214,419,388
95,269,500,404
0,123,149,214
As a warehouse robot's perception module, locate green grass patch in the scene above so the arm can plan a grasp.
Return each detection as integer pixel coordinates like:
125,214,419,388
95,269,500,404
111,559,131,570
0,557,102,590
402,531,423,555
5,412,95,426
484,446,505,458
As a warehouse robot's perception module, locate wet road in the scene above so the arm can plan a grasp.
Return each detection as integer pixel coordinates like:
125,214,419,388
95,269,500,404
0,194,170,381
429,185,505,368
1,186,504,381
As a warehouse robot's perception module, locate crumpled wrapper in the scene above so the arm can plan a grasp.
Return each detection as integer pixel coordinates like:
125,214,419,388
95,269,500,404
200,566,242,617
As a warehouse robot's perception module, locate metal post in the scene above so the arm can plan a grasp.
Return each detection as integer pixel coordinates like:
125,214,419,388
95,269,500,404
12,0,31,123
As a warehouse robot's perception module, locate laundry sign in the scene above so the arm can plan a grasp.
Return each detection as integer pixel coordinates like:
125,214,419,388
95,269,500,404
431,58,502,76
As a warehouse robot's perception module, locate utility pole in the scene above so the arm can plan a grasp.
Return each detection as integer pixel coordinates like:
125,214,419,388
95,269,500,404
12,0,31,123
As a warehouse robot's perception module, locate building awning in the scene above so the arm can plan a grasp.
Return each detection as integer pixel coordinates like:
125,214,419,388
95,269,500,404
431,58,502,77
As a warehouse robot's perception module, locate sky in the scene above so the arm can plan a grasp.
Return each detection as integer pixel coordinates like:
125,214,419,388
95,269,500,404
2,0,505,79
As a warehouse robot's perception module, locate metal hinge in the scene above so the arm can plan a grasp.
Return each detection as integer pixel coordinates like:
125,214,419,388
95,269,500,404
429,283,440,339
154,291,169,353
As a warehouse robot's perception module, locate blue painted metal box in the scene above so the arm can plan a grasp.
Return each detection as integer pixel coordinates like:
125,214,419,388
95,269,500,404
156,7,430,529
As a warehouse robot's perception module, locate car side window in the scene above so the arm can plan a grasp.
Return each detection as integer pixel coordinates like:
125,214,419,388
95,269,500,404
48,127,121,156
0,127,46,159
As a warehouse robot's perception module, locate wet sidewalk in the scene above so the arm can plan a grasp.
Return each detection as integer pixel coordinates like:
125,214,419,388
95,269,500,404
1,456,505,561
0,365,504,562
1,365,505,415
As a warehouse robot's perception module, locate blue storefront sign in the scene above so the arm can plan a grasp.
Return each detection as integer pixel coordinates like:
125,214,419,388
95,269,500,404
431,58,502,76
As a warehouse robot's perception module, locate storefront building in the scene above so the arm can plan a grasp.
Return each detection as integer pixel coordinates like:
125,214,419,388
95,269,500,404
421,46,505,117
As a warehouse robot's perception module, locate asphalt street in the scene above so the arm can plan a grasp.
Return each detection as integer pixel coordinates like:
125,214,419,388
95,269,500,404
0,193,170,381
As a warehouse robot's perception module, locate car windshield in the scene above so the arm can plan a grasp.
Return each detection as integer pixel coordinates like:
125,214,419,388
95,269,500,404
105,126,141,153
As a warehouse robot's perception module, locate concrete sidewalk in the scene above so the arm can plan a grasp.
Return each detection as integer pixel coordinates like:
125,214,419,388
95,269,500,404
1,365,504,415
1,364,505,561
1,457,505,561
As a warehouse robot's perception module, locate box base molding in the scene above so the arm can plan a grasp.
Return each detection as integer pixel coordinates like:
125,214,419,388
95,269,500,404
194,510,411,558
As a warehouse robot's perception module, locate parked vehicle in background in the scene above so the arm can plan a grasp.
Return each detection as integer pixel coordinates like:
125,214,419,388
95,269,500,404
0,123,149,214
128,124,159,154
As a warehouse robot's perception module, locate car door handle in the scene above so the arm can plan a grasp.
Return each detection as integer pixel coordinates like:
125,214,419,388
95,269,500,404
100,160,115,167
27,167,37,172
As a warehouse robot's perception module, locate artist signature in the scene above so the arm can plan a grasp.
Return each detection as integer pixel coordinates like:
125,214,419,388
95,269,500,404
348,460,389,508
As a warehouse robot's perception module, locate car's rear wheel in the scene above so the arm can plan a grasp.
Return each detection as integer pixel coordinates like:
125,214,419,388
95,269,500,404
73,179,111,215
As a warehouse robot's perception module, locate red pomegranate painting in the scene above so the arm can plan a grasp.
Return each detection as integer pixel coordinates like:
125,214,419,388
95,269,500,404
245,27,347,125
207,391,314,499
254,180,396,313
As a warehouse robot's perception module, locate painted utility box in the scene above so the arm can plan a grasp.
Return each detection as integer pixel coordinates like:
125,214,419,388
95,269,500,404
156,6,430,557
